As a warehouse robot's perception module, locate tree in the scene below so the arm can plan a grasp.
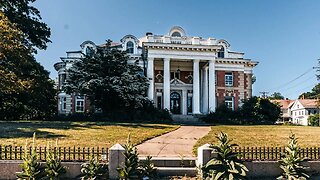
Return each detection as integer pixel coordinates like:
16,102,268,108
65,40,149,116
0,0,51,51
308,114,320,126
0,12,56,120
298,83,320,99
240,96,281,124
269,92,285,100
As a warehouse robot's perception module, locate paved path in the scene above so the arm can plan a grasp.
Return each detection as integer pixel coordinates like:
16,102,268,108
136,126,211,158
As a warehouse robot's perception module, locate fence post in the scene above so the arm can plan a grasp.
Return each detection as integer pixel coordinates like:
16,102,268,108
196,143,215,167
109,143,125,180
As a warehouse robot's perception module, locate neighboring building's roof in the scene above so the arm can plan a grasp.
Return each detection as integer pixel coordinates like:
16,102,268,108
298,99,318,108
271,99,294,109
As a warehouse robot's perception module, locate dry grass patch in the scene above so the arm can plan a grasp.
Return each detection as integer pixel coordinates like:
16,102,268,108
194,125,320,154
0,121,178,147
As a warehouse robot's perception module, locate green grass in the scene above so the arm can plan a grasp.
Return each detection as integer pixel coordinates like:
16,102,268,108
0,121,179,147
194,125,320,154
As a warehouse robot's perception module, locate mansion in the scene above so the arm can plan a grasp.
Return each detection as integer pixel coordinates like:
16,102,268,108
54,26,258,115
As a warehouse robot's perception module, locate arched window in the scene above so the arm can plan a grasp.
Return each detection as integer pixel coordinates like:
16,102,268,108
218,47,225,58
171,31,181,37
126,41,134,54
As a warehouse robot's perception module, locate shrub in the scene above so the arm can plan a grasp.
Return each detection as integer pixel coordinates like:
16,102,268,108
308,114,320,126
50,101,172,123
278,133,309,179
117,135,141,179
201,97,281,125
80,156,108,180
201,105,240,124
43,143,66,180
16,133,45,179
202,132,248,180
140,156,157,179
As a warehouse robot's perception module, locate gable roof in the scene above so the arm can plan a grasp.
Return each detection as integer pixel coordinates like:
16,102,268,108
298,99,318,108
271,100,294,109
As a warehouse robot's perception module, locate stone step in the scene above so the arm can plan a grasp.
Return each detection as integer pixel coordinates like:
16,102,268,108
156,167,197,177
171,115,207,125
139,157,196,167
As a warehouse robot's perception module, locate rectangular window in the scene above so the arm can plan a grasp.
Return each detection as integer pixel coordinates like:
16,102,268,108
61,97,67,111
76,96,85,112
76,100,84,112
157,96,162,109
170,72,174,80
175,71,180,80
225,73,233,87
225,96,234,110
187,96,192,114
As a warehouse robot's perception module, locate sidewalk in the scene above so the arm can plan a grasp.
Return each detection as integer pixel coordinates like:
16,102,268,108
136,126,211,158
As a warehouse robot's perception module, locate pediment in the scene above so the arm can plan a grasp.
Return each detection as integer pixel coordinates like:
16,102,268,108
170,78,186,85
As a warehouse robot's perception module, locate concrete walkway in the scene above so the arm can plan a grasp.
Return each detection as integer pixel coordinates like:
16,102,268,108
136,126,211,158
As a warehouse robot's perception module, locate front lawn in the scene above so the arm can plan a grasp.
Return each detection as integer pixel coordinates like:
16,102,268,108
0,121,179,147
194,125,320,153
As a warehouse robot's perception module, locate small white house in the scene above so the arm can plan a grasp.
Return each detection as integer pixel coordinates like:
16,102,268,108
290,99,319,126
271,99,294,121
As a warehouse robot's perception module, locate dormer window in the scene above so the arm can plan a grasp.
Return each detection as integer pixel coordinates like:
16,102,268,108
85,46,94,57
218,47,225,58
126,41,134,54
171,31,181,37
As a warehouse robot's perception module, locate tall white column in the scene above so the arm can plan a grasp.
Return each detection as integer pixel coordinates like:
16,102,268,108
208,58,216,112
182,90,187,115
163,58,170,111
193,59,201,114
202,66,209,113
147,57,154,101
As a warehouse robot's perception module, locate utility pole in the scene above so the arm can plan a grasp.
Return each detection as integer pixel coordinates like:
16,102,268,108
259,91,269,98
313,58,320,80
313,58,320,125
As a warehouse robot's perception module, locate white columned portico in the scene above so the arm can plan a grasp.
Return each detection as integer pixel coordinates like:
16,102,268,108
163,58,170,110
182,90,187,115
147,57,154,101
202,66,209,113
193,59,201,114
208,58,216,112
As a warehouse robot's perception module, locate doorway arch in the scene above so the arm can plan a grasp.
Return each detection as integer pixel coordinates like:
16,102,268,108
170,92,181,114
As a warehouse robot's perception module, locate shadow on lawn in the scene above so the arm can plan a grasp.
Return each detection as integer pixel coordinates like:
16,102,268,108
0,121,96,140
111,122,173,129
0,121,173,140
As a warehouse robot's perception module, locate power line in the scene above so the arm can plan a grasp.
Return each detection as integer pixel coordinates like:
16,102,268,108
279,74,316,92
265,67,314,92
285,83,317,98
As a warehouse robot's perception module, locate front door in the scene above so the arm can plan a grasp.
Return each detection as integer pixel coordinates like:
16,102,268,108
170,92,181,114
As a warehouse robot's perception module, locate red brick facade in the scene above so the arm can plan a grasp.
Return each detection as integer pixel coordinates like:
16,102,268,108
215,70,246,110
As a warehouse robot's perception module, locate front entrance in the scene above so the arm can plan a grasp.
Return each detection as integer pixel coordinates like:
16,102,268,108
170,92,181,114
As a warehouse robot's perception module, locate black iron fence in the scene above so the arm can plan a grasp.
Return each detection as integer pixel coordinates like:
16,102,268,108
0,145,109,162
234,147,320,161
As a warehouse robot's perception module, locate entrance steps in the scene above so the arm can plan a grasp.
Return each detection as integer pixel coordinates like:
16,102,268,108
139,157,197,177
171,115,207,125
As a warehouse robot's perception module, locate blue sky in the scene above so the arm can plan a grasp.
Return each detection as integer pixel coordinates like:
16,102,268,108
33,0,320,99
